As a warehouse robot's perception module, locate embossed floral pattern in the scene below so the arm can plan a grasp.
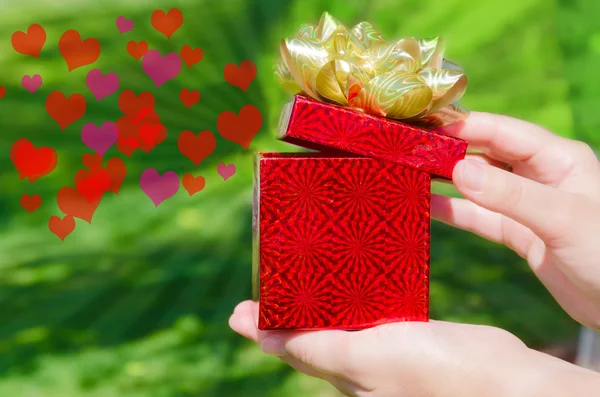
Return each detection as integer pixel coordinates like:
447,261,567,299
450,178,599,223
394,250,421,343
257,154,430,330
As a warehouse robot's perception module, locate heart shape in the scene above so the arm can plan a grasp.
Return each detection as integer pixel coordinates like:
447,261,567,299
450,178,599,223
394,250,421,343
75,168,111,203
82,153,103,170
127,40,148,60
105,158,127,194
46,91,86,130
138,123,166,153
217,163,236,181
224,60,257,92
117,136,139,157
11,24,46,58
180,45,203,67
140,168,179,207
48,215,76,241
151,8,183,39
140,123,161,146
86,69,119,101
116,16,134,34
20,193,42,214
118,90,155,118
58,30,101,72
182,174,205,196
180,88,200,108
81,122,118,156
177,130,216,166
217,104,262,149
57,186,100,223
22,74,42,94
11,138,57,183
142,50,181,87
128,108,154,125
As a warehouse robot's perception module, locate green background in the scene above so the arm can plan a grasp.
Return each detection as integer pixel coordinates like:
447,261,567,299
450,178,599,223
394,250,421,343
0,0,598,395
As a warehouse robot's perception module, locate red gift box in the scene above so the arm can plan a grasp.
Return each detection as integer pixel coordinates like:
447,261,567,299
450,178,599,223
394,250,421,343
253,96,467,330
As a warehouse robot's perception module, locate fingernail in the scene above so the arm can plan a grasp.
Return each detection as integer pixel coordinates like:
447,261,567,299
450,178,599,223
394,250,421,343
459,160,487,193
261,337,286,356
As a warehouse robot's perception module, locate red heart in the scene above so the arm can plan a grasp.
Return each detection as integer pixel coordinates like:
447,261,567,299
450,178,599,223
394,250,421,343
58,30,100,72
217,105,262,149
48,215,76,241
128,108,155,126
180,88,200,108
57,186,100,223
139,124,167,153
46,91,86,130
224,60,257,92
182,174,205,196
82,153,103,170
106,158,127,194
10,138,58,182
0,86,5,99
140,123,161,146
180,45,203,67
116,136,139,157
75,168,111,203
20,193,42,214
118,91,155,118
151,8,183,39
126,40,148,60
178,130,216,166
11,24,46,58
116,117,139,139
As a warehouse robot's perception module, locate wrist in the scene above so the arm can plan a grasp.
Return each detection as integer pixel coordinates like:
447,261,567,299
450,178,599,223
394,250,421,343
499,348,600,396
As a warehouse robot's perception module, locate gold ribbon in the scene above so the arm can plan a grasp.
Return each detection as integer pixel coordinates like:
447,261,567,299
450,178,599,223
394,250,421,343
275,12,468,128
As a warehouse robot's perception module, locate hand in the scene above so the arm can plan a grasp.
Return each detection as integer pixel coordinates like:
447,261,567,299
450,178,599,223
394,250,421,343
230,300,600,397
434,112,600,329
230,112,600,396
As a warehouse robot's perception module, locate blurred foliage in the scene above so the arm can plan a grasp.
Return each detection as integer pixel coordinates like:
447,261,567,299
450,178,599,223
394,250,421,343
0,0,598,395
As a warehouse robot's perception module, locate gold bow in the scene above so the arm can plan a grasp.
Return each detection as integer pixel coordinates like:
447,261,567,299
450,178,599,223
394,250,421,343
275,12,468,128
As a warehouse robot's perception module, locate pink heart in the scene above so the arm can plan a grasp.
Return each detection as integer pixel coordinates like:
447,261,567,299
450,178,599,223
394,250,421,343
142,50,181,88
81,122,118,156
22,74,42,94
86,69,119,101
140,169,180,207
116,16,134,34
217,163,236,181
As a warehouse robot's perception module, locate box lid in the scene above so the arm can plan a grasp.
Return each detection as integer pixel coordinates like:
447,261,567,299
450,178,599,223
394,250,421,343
278,95,467,179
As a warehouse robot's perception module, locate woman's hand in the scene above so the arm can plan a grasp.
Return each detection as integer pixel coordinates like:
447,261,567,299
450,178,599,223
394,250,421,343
230,300,600,396
434,112,600,329
230,112,600,396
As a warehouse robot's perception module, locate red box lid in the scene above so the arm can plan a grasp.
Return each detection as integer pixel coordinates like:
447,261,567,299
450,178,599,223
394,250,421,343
278,95,467,179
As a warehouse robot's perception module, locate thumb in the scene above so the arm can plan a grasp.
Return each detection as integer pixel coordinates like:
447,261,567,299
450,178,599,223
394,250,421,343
452,159,582,243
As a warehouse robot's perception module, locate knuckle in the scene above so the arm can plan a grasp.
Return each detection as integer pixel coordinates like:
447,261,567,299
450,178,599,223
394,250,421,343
498,173,525,209
572,140,596,159
294,338,319,366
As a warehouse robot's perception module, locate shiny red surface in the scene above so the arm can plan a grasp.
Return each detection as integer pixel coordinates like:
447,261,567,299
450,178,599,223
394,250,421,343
256,154,430,330
281,95,467,180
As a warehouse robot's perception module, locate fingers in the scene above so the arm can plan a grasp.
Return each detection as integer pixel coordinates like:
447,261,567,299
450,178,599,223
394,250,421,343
435,112,600,189
452,159,584,244
435,112,562,162
229,300,260,342
431,194,536,258
231,301,357,378
229,300,364,394
261,329,357,378
466,152,512,171
433,152,510,186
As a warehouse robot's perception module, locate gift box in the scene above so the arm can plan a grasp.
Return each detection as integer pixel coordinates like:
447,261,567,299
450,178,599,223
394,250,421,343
253,12,469,330
253,153,431,330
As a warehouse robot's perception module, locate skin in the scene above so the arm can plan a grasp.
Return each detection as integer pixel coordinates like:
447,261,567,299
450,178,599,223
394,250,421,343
229,112,600,396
